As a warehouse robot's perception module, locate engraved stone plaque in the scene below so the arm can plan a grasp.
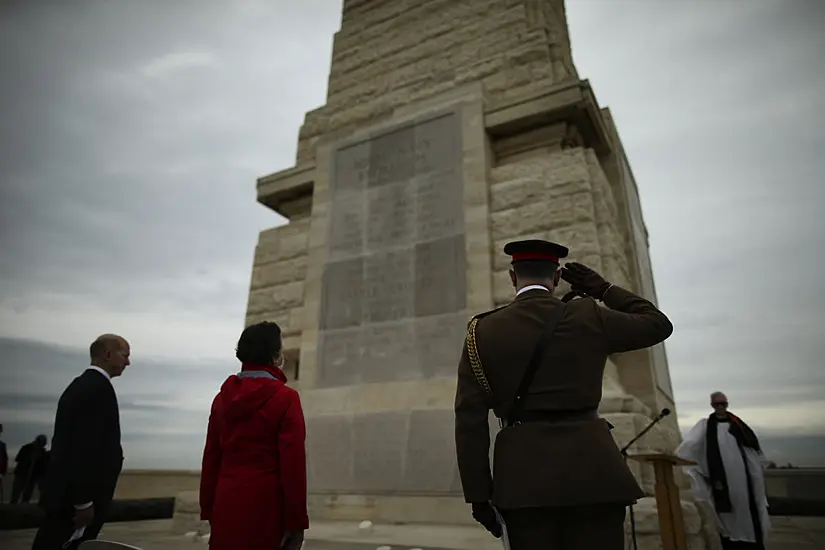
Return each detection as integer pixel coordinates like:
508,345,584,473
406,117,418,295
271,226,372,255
319,259,363,330
415,312,468,379
352,412,409,492
318,112,466,388
360,321,419,383
306,415,355,492
403,409,458,492
317,328,362,386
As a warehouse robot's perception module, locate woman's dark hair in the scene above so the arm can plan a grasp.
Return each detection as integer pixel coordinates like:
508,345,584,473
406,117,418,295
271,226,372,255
235,321,283,365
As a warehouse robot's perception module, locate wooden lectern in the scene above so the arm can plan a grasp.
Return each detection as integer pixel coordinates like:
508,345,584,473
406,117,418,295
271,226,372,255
628,453,697,550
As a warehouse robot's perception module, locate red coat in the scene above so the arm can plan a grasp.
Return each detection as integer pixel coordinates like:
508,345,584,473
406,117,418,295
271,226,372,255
200,364,308,549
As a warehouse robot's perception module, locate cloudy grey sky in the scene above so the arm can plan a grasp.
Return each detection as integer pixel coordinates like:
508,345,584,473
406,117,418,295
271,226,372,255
1,0,823,467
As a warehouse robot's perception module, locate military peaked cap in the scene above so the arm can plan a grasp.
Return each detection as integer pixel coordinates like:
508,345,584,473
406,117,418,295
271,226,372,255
503,239,569,264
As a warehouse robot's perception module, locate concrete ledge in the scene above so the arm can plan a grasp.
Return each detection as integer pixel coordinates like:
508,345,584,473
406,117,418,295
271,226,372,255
172,491,207,535
0,499,173,531
114,469,200,500
766,468,825,502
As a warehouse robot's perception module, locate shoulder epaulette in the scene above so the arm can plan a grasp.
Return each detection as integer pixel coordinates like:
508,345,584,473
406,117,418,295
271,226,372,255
465,305,508,397
465,304,507,328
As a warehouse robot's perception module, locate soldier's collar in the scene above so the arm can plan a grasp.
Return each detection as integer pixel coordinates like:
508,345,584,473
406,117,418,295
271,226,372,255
514,288,559,302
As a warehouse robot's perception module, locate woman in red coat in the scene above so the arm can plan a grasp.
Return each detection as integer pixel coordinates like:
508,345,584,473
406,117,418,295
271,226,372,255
200,321,308,550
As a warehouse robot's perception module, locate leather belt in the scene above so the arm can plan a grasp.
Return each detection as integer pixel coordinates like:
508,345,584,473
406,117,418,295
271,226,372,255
500,408,599,428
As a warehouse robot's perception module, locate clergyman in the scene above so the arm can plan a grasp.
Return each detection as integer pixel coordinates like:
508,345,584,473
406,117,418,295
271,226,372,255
676,391,770,549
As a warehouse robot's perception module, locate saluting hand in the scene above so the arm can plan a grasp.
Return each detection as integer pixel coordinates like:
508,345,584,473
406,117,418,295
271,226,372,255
560,262,611,300
471,502,502,538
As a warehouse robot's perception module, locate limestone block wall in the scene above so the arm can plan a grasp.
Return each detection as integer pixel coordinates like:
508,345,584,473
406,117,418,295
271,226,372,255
296,0,577,163
488,145,633,307
586,148,634,290
245,218,311,364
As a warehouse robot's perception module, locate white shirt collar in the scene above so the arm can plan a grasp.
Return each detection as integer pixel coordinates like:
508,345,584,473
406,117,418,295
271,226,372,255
87,365,113,384
516,284,550,297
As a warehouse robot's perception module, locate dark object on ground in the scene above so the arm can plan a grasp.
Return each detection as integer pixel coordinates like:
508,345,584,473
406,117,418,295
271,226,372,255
768,497,825,517
0,498,174,531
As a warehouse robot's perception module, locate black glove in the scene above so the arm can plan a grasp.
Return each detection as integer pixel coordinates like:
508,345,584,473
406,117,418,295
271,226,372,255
560,262,611,300
471,502,502,538
279,530,304,550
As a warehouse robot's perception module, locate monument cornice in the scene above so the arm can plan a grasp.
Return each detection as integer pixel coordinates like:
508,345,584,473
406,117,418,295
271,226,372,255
256,162,315,218
257,79,614,218
484,78,613,157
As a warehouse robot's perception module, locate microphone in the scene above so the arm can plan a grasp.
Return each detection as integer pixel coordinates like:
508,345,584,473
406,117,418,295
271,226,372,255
620,408,671,456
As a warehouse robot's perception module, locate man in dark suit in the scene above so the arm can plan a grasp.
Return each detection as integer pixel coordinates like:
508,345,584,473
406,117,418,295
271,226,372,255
0,423,8,502
455,240,673,550
32,334,130,550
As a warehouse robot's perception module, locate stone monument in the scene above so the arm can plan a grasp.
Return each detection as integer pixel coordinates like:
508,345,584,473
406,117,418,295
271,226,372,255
245,1,709,548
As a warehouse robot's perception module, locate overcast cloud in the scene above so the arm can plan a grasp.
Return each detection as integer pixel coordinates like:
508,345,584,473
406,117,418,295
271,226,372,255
1,0,823,467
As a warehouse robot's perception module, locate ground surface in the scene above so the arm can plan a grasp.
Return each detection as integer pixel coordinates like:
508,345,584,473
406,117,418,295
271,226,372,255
1,517,823,549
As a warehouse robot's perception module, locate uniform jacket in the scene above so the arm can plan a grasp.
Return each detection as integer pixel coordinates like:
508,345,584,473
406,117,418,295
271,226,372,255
455,285,673,509
41,369,123,512
200,364,309,550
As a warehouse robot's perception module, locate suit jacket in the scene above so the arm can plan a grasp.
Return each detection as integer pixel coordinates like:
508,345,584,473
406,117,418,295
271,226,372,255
455,285,673,509
0,439,7,475
15,442,39,474
41,369,123,512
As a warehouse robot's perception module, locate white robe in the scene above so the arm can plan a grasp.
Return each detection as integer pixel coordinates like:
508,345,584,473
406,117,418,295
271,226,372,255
675,417,770,544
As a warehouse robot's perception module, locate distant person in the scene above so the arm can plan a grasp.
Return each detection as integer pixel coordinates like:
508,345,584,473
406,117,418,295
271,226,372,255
200,321,308,550
34,448,51,506
0,423,8,502
32,334,130,550
676,391,770,549
11,434,47,504
454,240,674,550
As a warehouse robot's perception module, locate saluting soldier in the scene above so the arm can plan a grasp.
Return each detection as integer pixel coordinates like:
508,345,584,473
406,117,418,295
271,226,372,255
454,239,674,550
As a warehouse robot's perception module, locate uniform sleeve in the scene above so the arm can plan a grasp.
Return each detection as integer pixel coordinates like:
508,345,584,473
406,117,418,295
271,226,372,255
454,340,493,504
596,285,674,354
199,396,222,521
278,391,309,531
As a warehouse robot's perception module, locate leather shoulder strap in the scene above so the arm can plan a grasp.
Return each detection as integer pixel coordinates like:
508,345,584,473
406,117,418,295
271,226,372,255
508,303,568,423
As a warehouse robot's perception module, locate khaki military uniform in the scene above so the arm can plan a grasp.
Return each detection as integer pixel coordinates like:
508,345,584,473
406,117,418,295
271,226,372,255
455,285,673,550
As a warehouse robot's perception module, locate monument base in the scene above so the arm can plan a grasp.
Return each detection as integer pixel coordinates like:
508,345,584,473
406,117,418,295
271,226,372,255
309,493,474,525
628,497,708,550
174,491,709,550
172,490,475,533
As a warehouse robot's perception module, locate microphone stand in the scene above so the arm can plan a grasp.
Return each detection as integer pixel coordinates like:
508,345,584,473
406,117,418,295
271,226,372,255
620,408,670,550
